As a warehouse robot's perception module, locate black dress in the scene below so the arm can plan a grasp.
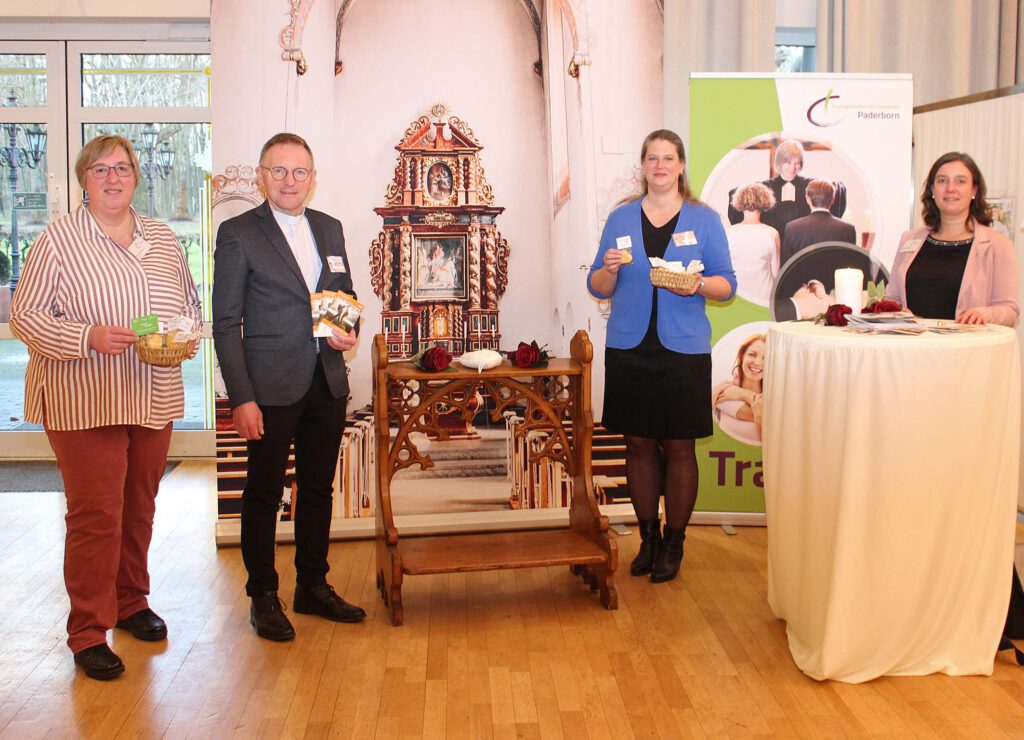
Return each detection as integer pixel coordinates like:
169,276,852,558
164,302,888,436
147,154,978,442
904,235,972,319
601,209,713,440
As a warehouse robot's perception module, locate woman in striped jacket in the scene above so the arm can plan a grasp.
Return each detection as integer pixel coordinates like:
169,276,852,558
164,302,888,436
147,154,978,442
10,134,202,681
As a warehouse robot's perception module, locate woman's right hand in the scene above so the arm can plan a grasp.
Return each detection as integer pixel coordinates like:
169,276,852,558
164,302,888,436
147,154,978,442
89,325,138,356
750,393,764,426
602,248,626,275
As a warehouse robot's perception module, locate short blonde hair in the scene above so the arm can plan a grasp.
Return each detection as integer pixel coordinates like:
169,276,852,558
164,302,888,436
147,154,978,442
75,134,141,189
773,140,805,172
731,182,775,213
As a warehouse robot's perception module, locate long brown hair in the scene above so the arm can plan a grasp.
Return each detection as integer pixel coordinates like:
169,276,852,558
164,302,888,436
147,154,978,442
734,334,766,390
921,151,991,230
618,129,699,206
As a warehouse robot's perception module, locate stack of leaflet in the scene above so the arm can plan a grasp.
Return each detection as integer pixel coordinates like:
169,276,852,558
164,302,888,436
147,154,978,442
922,319,990,334
845,311,928,335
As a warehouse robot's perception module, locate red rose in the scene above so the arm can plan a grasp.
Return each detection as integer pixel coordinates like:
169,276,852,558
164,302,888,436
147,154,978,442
419,345,452,372
866,299,901,314
824,304,853,327
512,341,542,368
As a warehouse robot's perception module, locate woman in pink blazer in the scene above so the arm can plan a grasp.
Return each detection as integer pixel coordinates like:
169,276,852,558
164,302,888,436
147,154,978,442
885,152,1018,327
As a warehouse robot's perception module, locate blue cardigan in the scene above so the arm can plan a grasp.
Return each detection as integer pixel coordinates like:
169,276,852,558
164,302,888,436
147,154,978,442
587,198,736,354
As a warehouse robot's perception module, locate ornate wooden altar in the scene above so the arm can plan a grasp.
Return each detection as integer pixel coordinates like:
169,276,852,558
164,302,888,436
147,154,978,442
372,330,618,626
369,104,510,359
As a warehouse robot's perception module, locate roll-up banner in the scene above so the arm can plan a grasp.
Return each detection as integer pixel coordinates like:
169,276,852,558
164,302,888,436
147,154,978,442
690,73,913,520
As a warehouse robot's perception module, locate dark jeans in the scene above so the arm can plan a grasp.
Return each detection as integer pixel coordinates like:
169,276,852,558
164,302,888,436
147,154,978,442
240,358,347,596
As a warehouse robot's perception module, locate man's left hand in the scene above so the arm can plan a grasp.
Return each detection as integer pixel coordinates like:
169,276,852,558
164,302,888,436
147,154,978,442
327,327,358,351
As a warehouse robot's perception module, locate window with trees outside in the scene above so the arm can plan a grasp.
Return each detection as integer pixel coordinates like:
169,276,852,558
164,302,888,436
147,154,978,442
0,41,212,457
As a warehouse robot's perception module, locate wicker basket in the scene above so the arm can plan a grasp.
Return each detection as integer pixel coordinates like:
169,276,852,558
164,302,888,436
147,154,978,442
135,335,196,367
649,268,700,291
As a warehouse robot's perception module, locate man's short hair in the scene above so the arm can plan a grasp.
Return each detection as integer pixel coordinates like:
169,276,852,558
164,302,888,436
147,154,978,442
806,179,836,209
260,132,314,166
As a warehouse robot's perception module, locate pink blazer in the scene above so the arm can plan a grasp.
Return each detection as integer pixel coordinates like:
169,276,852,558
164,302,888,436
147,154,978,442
885,222,1019,327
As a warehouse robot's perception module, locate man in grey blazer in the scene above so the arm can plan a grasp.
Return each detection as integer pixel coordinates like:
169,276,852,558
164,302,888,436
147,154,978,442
213,132,365,641
779,179,857,266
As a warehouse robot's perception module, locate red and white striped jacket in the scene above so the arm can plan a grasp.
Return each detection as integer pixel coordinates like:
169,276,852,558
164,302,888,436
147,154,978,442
10,206,202,431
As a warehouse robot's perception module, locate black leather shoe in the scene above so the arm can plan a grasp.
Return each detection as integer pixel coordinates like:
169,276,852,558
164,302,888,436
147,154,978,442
630,519,662,576
250,591,296,641
73,643,125,681
650,525,686,583
999,637,1024,665
115,607,167,641
294,583,366,623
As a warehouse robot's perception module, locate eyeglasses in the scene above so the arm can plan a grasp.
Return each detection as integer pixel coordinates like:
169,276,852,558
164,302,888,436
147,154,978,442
260,165,312,182
88,163,134,179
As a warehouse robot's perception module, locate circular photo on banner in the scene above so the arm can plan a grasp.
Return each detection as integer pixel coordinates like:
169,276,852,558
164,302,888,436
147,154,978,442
700,133,880,308
770,242,890,321
711,321,771,447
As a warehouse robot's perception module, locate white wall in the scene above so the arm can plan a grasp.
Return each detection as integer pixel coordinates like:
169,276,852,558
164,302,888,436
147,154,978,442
212,0,554,410
329,0,550,410
541,0,663,417
776,0,815,28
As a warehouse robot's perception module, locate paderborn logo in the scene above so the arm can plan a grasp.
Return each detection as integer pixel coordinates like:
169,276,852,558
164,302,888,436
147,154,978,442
806,89,846,127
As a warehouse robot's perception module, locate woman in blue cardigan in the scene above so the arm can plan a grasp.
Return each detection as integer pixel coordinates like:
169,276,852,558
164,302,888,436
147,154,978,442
588,130,736,583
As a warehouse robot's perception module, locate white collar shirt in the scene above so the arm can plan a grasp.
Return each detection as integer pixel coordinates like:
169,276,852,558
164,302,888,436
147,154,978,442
271,206,321,292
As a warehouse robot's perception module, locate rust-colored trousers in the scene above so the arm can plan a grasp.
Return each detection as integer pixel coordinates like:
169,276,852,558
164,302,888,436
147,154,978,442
46,423,172,653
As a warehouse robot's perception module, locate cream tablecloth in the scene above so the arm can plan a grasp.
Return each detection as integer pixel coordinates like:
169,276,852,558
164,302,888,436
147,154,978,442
763,322,1020,682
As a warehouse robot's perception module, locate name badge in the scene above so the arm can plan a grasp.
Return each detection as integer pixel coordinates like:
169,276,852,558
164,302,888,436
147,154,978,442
615,236,632,250
327,255,347,273
899,239,923,253
673,231,697,246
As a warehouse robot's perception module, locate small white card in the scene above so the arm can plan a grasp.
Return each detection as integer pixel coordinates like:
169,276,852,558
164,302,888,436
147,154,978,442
615,235,632,250
649,257,704,274
327,255,347,273
673,230,697,246
168,315,195,334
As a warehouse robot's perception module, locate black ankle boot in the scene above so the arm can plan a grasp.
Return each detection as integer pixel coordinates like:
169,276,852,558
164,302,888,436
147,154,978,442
650,526,685,583
630,519,662,576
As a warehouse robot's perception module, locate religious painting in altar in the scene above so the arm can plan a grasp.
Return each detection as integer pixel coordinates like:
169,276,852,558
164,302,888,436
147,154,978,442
413,235,466,301
369,104,510,359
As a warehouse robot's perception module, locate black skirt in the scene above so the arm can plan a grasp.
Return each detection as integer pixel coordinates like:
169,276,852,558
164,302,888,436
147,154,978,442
602,342,712,440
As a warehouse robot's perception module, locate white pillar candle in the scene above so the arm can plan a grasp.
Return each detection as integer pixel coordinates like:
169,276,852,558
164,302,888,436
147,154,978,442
834,268,864,314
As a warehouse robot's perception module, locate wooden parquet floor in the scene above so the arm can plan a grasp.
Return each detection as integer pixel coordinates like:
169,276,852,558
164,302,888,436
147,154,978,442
1,461,1023,738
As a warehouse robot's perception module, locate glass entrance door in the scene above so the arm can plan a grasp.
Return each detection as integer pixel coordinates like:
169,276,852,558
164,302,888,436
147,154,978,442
0,40,212,459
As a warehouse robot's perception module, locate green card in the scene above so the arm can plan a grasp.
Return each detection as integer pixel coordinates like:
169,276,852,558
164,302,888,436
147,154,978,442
131,314,160,336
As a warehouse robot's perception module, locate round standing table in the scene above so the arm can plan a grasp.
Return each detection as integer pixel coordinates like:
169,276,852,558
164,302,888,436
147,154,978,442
763,321,1020,682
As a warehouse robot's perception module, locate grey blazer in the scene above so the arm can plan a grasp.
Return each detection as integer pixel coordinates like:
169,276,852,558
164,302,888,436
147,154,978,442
212,200,355,408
